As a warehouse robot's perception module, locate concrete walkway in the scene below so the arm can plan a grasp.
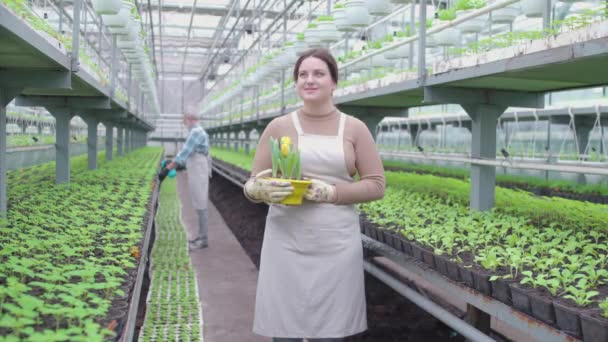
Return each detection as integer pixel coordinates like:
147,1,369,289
178,173,269,342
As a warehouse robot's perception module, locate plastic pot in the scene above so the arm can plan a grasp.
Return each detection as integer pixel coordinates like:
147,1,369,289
553,299,582,338
433,254,449,277
411,243,425,263
528,290,556,325
491,278,515,305
445,258,461,282
102,8,130,28
304,26,322,48
345,0,371,28
317,21,340,43
458,265,475,288
472,268,492,296
421,248,435,268
385,42,410,60
456,9,488,33
490,3,520,24
334,7,355,32
520,0,544,18
510,283,532,315
434,20,462,46
92,0,122,15
580,309,608,342
365,0,392,16
400,238,412,256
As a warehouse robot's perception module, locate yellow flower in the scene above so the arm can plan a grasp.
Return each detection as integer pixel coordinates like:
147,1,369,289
280,136,292,157
281,142,290,157
280,136,292,146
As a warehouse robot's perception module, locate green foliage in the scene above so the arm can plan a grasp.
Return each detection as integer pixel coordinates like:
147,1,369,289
138,179,203,341
316,15,334,22
1,147,162,339
210,147,254,172
600,298,608,318
453,0,486,10
437,8,456,21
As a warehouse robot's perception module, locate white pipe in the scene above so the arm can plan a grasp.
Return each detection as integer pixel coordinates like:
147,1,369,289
363,260,496,342
381,151,608,176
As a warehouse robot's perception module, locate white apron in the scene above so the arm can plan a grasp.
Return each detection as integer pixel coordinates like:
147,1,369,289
253,111,367,338
186,153,209,210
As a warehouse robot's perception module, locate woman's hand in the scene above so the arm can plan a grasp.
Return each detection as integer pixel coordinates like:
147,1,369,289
244,169,294,204
304,179,336,203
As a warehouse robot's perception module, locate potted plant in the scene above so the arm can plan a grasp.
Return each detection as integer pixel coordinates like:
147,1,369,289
365,0,392,16
267,136,312,205
92,0,122,15
294,32,309,55
304,23,322,47
434,9,461,46
385,31,411,60
345,0,371,28
102,7,130,28
333,3,354,32
454,0,488,33
520,0,545,18
316,16,340,43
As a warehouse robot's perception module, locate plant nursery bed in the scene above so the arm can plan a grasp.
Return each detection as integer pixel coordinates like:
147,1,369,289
209,162,466,342
0,148,162,341
383,164,608,205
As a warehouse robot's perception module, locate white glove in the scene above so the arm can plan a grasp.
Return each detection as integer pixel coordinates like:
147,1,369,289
244,169,294,204
304,179,336,203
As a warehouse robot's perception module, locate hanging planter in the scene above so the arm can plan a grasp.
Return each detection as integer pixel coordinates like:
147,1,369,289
456,9,488,33
316,16,340,43
490,3,520,23
345,0,370,28
294,33,309,55
333,5,355,32
435,9,461,46
385,43,410,60
102,8,130,28
92,0,122,15
520,0,544,18
365,0,392,16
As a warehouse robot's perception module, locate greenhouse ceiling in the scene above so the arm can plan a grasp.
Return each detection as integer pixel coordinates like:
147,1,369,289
129,0,317,81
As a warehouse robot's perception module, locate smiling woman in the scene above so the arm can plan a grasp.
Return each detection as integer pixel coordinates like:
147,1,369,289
241,48,386,342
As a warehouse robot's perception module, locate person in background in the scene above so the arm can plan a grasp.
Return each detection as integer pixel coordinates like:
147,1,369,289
243,48,385,341
167,109,211,250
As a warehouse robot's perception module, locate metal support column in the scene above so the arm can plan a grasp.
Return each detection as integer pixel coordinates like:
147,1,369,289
110,35,118,99
462,104,505,211
417,0,427,81
117,126,124,156
105,122,114,160
125,129,130,153
49,109,75,184
83,116,99,170
0,89,15,217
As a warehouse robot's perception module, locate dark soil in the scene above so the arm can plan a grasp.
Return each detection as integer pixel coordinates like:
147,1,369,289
209,169,465,342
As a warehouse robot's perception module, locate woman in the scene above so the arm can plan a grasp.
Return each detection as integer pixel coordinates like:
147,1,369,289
243,48,385,341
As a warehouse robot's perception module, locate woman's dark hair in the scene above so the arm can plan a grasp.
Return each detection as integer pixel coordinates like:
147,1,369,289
293,48,339,84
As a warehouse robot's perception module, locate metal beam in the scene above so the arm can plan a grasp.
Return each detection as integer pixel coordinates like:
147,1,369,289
14,96,112,109
0,71,71,89
142,1,303,19
424,87,545,109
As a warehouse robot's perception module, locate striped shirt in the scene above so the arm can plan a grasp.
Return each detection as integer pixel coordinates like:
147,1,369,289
175,124,209,165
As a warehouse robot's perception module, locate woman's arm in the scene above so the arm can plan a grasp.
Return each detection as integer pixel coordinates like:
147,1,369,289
334,118,385,205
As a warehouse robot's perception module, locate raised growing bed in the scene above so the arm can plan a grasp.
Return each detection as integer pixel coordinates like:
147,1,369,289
359,171,608,341
1,147,162,341
210,147,608,341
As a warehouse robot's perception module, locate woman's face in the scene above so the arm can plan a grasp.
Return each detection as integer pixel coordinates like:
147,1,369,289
296,57,336,103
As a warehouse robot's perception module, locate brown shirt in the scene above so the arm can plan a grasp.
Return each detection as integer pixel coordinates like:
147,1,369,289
251,110,385,205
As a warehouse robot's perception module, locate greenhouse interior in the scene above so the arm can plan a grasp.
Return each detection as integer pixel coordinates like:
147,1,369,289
1,0,608,341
